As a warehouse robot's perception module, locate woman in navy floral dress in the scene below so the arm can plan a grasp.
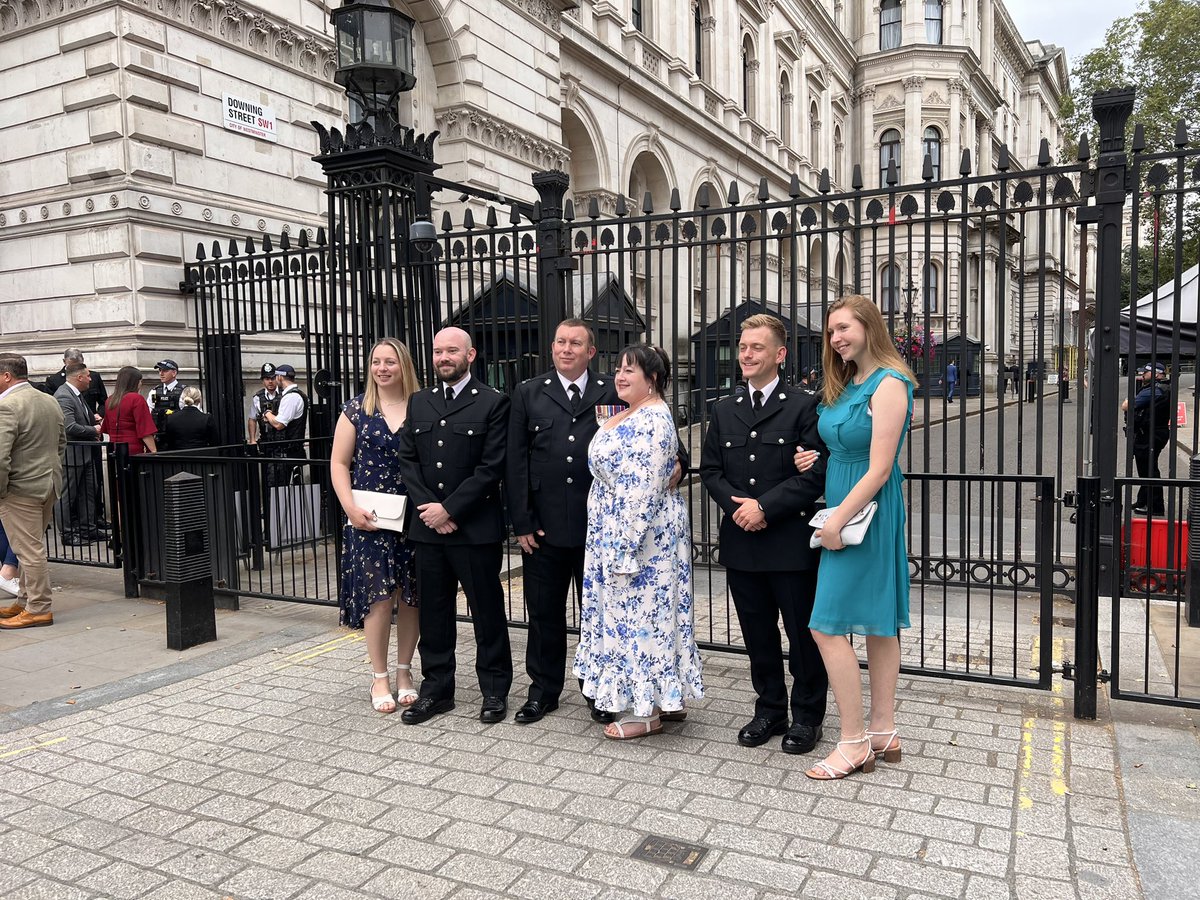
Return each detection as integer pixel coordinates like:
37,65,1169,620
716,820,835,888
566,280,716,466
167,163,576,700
573,345,703,739
331,338,420,714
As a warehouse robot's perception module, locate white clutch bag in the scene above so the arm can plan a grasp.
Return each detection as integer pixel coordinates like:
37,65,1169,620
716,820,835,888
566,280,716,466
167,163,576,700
351,489,408,533
808,501,878,548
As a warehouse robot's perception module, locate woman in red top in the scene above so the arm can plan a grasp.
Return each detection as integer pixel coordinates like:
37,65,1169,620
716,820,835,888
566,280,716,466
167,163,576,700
103,366,157,454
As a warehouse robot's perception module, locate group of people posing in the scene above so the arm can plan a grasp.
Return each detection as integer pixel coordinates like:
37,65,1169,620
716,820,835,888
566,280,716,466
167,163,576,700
335,294,915,781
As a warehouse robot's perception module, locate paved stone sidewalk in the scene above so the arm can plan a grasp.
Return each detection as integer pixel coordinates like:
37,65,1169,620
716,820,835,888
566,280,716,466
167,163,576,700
0,620,1151,900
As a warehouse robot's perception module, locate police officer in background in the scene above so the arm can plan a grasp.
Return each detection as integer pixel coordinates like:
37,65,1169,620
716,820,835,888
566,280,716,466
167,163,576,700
1122,362,1174,516
397,327,512,727
247,363,280,444
700,313,829,754
46,349,107,417
260,364,307,484
147,359,185,451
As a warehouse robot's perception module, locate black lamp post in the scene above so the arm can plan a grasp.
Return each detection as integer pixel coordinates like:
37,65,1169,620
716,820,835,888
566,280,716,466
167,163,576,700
331,0,416,129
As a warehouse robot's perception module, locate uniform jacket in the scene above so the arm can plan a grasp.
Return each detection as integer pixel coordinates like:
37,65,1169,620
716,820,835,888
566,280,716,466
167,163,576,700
397,378,510,545
1131,381,1172,450
700,383,827,571
506,369,618,547
47,368,107,417
54,383,100,467
165,406,220,451
0,381,66,501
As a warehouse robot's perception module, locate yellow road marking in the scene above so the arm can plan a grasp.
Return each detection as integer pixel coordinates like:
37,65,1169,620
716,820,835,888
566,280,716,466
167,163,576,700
0,736,67,761
1018,636,1071,810
273,632,363,670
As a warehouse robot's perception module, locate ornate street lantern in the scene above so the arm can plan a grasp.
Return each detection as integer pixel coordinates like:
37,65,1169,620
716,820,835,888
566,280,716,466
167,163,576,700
331,0,416,124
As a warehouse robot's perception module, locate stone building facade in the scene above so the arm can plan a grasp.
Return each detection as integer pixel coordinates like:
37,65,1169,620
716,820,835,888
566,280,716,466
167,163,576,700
0,0,1074,386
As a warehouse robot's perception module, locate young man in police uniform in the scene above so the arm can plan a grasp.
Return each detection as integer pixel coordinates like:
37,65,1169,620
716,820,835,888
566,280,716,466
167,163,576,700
147,359,185,450
261,363,308,484
700,313,829,754
397,327,512,726
247,363,280,444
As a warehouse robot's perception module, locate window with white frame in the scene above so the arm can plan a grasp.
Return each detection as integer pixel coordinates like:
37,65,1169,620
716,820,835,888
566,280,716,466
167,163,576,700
924,262,939,312
880,128,901,185
925,0,943,44
882,263,901,313
880,0,902,51
923,126,942,180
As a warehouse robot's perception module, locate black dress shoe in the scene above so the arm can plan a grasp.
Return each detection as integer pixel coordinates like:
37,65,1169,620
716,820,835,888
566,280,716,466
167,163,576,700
400,696,454,725
737,715,788,748
781,723,824,755
514,699,558,725
589,707,615,724
479,696,507,724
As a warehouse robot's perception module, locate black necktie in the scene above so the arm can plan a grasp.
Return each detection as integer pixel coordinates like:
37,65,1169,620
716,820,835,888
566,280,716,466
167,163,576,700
569,383,581,412
445,386,455,405
752,389,764,412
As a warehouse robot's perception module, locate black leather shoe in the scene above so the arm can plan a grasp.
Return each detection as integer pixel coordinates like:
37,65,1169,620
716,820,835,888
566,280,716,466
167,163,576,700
589,707,615,724
781,723,824,755
400,696,454,725
479,696,507,723
514,699,558,725
737,715,788,748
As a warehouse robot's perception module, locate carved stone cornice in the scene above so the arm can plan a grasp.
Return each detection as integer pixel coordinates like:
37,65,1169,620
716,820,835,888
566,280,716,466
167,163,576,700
573,189,621,217
501,0,568,34
902,75,926,92
435,104,569,171
0,0,335,82
947,77,966,96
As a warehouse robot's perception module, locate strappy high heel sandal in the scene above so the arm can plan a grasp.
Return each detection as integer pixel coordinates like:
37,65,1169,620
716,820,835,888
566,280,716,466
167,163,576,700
369,672,396,714
394,663,419,707
867,728,902,763
804,735,876,781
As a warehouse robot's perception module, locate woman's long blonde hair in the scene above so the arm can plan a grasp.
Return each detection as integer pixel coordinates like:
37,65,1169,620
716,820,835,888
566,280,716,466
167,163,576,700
362,338,419,415
821,295,916,406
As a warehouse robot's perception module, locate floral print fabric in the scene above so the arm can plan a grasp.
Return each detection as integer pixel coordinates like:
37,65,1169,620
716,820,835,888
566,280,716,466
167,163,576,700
338,394,417,628
573,403,704,716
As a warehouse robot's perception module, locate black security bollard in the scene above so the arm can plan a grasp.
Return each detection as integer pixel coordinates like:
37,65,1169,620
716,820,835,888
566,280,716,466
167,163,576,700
162,471,217,650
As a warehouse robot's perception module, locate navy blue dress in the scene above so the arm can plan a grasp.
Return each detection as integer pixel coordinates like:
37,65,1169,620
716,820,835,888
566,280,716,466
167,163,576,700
338,395,418,628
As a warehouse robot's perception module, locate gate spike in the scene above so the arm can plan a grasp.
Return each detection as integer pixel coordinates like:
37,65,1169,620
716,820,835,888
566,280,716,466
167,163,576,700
194,243,206,261
531,200,543,222
670,188,681,211
486,206,498,228
886,158,898,186
1131,123,1146,153
642,191,654,214
564,199,575,221
818,168,831,193
1175,119,1189,148
1076,134,1090,162
615,195,628,217
316,226,326,245
1037,138,1052,167
262,234,274,252
243,236,255,254
789,173,802,198
510,203,522,225
997,145,1010,172
726,180,740,205
279,230,290,250
697,184,710,209
959,149,972,176
851,164,863,190
922,153,934,181
441,211,453,232
757,177,769,202
211,240,222,258
227,238,239,257
587,196,600,219
463,209,475,230
297,229,309,249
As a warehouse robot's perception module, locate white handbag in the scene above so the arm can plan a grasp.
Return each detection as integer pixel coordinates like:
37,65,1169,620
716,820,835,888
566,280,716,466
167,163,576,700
351,489,408,533
808,501,878,549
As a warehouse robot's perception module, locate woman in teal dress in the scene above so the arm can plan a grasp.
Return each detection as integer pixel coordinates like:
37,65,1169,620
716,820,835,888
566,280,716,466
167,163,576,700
799,295,915,780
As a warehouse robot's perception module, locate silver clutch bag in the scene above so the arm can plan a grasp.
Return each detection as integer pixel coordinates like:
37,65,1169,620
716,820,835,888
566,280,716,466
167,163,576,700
351,489,408,533
808,501,878,548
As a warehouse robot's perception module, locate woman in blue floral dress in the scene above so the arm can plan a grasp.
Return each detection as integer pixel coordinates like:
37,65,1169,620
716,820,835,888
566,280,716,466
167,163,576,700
331,338,421,714
573,345,703,739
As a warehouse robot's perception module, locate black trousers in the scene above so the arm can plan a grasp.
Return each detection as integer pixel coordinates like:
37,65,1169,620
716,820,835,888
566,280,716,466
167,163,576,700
414,541,512,702
56,462,97,537
727,568,827,725
521,541,585,703
1133,444,1166,514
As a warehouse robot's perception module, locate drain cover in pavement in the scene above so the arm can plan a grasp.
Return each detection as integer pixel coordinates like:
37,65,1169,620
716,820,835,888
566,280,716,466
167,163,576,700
631,834,708,870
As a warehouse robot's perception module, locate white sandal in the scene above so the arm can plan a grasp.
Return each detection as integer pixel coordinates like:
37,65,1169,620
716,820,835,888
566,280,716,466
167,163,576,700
604,714,662,740
369,671,396,714
805,735,876,781
394,663,419,706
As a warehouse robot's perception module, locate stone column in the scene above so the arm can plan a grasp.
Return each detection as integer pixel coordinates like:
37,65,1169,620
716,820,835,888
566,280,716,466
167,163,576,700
947,78,963,177
903,75,925,181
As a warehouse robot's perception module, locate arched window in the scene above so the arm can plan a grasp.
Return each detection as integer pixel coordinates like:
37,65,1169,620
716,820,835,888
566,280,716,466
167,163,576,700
880,128,901,186
833,124,844,185
741,36,756,117
632,0,644,32
880,0,902,51
882,263,901,313
779,72,792,144
925,0,944,44
924,262,939,312
809,101,821,168
693,2,703,78
923,126,942,181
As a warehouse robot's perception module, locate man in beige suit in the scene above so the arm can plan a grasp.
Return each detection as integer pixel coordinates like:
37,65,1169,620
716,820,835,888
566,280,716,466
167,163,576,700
0,353,65,628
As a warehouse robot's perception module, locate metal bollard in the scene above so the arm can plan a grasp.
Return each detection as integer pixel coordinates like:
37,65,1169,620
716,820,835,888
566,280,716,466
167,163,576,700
1189,455,1200,628
162,471,216,650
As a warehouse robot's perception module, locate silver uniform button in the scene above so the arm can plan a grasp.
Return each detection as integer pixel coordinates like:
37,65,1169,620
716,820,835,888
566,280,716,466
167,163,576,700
437,440,443,447
749,454,756,462
750,431,757,438
467,429,474,435
437,482,444,489
749,478,757,485
566,456,573,463
566,477,573,484
440,419,446,426
568,435,575,442
436,462,443,468
778,438,786,444
725,441,731,448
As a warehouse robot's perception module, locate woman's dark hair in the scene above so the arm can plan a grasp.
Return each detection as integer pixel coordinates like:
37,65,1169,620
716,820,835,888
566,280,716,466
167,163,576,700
107,366,144,411
617,343,671,396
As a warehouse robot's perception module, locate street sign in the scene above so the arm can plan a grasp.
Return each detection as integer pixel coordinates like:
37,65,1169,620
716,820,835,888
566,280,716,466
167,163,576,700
222,93,278,143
